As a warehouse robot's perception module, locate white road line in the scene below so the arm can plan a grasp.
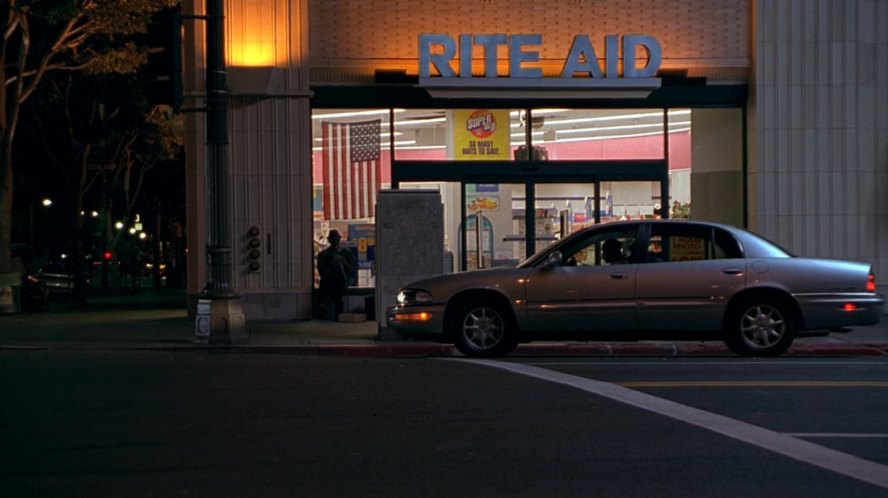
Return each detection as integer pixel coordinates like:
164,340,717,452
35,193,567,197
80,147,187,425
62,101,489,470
523,360,888,367
788,433,888,439
457,359,888,491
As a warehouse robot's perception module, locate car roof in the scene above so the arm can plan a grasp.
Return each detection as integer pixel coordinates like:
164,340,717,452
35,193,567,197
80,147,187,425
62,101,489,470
520,219,791,267
40,263,72,272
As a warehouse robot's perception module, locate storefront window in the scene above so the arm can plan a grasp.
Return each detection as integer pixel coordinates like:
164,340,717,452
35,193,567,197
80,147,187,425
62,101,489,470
311,108,392,289
310,105,738,278
386,108,693,163
529,108,670,160
393,109,526,161
390,109,447,161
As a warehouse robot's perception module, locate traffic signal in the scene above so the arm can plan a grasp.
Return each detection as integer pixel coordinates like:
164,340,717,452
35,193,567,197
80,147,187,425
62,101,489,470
246,226,261,272
145,6,183,109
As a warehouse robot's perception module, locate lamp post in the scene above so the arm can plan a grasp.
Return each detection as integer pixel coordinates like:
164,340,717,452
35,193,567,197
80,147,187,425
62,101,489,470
29,198,52,260
200,0,246,343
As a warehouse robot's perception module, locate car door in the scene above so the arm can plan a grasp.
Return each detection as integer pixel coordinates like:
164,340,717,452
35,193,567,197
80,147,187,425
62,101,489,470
635,224,746,330
524,225,641,333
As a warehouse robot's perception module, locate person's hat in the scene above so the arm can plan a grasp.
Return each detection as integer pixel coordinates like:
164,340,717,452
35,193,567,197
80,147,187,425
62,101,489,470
327,229,342,241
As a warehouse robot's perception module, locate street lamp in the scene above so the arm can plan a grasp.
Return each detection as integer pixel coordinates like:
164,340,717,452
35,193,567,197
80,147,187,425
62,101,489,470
199,0,246,344
29,198,52,257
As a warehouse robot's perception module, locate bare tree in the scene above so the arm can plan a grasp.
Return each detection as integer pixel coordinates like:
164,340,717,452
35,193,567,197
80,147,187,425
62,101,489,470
23,72,181,296
0,0,176,277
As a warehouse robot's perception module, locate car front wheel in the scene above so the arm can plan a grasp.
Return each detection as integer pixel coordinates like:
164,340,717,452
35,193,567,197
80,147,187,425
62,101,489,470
450,301,517,358
724,299,795,357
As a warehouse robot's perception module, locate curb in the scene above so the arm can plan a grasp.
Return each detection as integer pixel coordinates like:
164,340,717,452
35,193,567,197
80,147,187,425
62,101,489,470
3,342,887,357
787,344,888,357
515,343,888,357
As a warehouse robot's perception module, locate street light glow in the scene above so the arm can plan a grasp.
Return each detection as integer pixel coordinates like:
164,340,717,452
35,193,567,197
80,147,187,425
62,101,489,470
115,222,125,230
30,198,54,252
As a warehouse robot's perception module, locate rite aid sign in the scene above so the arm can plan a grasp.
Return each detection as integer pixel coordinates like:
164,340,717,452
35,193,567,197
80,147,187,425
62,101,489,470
418,33,663,96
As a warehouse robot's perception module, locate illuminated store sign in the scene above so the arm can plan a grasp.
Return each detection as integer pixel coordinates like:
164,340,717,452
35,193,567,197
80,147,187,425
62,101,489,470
418,33,663,98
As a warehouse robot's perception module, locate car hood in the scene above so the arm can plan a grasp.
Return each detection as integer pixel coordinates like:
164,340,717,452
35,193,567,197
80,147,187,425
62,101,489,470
401,267,525,297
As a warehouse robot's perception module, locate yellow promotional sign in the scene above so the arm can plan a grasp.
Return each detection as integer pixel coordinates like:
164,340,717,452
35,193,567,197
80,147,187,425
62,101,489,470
670,236,706,261
452,109,511,160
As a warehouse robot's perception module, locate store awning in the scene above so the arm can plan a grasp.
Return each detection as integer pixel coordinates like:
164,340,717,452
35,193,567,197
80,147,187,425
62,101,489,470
418,77,662,100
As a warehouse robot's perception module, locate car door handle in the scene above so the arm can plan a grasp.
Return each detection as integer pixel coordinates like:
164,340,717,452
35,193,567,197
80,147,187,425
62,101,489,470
610,272,630,280
721,268,744,275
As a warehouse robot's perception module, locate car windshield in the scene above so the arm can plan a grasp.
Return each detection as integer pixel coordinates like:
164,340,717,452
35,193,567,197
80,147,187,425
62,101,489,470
516,243,556,269
518,223,638,268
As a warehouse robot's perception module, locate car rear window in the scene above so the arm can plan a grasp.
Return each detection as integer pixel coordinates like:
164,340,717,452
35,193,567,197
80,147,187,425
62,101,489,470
647,225,743,262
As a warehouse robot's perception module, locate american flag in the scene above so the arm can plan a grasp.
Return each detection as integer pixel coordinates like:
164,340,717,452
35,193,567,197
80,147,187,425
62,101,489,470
321,120,382,220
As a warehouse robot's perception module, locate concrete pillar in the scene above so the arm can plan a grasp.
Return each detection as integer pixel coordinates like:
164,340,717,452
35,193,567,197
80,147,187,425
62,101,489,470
751,0,888,284
184,0,313,320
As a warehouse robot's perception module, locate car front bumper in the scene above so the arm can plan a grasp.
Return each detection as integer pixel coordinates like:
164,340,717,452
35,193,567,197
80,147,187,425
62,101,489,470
385,304,447,339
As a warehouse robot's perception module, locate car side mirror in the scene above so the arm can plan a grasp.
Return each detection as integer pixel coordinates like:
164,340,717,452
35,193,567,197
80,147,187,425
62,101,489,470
542,251,563,269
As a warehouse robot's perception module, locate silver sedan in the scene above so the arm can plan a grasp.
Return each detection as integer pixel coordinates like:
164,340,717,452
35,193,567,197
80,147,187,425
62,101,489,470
387,220,885,357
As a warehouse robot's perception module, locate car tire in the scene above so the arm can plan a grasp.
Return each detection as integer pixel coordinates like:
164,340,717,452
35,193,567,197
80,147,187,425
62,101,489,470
450,300,517,358
724,298,795,357
39,283,49,305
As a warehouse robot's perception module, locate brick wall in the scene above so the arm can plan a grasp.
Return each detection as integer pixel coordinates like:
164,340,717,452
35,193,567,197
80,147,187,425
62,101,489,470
309,0,752,82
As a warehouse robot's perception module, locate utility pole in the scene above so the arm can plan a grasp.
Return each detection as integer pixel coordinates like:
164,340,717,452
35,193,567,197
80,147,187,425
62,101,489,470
199,0,246,343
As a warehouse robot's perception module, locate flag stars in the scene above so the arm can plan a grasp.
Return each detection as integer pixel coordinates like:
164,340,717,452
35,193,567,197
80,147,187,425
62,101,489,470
350,121,381,163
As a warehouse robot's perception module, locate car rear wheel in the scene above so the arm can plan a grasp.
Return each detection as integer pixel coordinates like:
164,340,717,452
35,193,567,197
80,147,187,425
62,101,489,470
450,300,517,358
724,299,795,357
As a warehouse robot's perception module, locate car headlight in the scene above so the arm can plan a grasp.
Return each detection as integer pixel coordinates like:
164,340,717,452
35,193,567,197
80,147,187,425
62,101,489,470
397,289,433,305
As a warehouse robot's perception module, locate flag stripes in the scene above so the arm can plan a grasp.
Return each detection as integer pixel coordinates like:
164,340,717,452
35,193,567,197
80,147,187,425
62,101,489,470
322,120,381,220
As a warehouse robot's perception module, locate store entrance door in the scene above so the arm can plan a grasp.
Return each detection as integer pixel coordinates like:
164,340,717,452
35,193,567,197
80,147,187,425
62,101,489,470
461,183,526,270
460,180,643,269
530,182,600,254
393,160,668,272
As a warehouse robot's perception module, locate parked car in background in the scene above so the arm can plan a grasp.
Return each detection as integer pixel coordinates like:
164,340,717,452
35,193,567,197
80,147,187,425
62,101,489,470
37,263,82,296
21,273,49,310
387,220,885,358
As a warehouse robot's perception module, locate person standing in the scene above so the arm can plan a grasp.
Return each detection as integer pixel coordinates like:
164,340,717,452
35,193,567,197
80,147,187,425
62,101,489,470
316,229,356,320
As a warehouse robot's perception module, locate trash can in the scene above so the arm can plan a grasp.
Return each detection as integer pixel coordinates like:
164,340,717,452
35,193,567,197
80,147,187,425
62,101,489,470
194,298,212,343
0,272,22,315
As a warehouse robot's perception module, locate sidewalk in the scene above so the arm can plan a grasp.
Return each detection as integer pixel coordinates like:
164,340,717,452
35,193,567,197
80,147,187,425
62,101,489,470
1,288,886,357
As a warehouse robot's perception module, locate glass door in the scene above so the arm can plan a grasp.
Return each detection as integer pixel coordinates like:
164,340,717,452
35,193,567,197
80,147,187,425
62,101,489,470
396,177,665,271
599,180,665,222
393,160,669,268
461,183,526,270
526,180,664,256
532,183,600,254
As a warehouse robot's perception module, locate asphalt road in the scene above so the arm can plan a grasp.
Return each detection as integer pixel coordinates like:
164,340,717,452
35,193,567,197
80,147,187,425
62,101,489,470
2,351,887,497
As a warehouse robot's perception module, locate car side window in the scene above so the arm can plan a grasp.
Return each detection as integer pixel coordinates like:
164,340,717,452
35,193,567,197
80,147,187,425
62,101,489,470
647,224,742,263
562,228,639,267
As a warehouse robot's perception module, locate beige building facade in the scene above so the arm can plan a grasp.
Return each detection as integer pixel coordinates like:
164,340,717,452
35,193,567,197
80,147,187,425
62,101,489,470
182,0,888,320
